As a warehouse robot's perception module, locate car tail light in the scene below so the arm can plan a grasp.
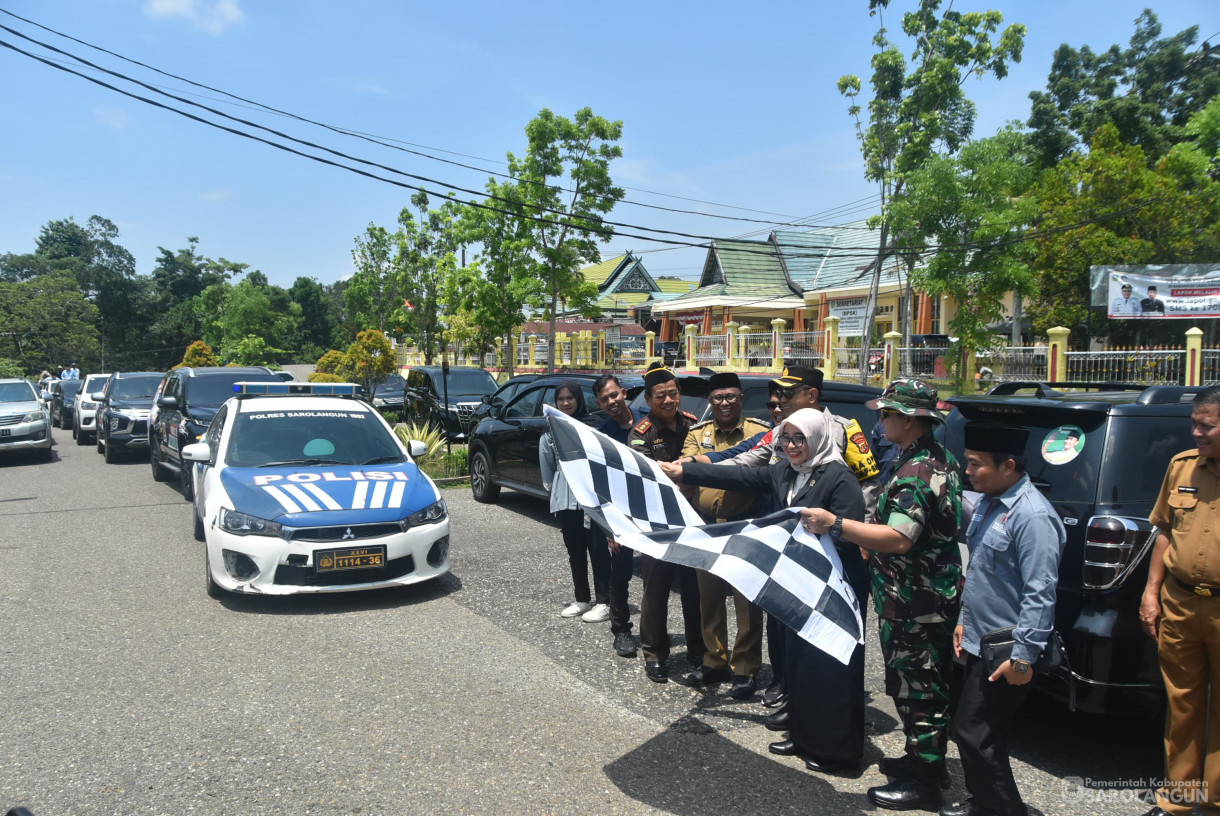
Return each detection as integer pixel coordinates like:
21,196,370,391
1083,516,1156,590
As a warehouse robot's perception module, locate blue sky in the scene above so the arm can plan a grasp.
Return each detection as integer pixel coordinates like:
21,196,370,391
1,0,1216,289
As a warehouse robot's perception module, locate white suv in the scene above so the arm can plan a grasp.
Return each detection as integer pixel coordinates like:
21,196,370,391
72,373,111,445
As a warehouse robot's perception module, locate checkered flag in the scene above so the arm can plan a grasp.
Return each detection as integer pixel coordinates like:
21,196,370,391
546,408,863,665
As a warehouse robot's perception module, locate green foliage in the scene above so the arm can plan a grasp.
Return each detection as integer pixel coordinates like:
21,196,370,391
396,190,467,364
347,223,403,334
888,127,1038,365
0,357,25,378
220,335,287,367
1027,123,1220,341
0,271,100,373
308,371,344,383
503,107,624,371
315,349,345,374
1026,11,1220,169
337,329,396,398
395,420,446,461
179,340,219,368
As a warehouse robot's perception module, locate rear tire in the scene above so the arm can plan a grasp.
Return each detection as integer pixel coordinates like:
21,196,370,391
181,462,194,501
97,435,104,454
469,449,500,503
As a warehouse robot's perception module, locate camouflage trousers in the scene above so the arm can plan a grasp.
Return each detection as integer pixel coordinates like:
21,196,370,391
878,616,957,765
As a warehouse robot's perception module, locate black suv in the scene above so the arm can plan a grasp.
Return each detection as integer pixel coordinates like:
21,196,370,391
95,371,163,464
371,373,407,419
405,365,499,440
945,381,1203,717
48,379,82,429
150,366,281,498
468,372,882,504
464,374,541,434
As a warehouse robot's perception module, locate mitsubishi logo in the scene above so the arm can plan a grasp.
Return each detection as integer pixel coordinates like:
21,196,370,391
341,528,356,541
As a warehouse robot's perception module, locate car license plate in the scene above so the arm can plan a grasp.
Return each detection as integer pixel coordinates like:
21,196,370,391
315,546,386,572
0,429,9,437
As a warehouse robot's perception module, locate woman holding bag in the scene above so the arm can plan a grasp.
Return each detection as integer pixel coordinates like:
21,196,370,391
660,407,868,774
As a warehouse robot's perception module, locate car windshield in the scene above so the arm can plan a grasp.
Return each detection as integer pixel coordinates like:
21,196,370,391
376,375,405,395
83,376,110,393
441,370,497,393
110,376,162,401
186,375,278,407
0,382,38,402
226,406,404,467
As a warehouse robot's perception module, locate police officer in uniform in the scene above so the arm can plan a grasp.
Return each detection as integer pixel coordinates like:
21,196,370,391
803,379,962,811
629,364,703,682
1140,386,1220,816
680,371,771,698
942,422,1066,816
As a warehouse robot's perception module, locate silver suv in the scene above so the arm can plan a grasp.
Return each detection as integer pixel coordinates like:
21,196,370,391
0,378,53,461
72,373,111,445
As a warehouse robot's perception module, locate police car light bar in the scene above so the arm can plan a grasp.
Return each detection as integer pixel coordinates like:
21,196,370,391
233,382,360,396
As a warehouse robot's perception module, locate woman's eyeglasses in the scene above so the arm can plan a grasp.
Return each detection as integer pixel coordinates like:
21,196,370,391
777,434,808,447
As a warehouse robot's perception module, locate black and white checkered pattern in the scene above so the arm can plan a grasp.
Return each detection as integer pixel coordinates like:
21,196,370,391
545,407,864,665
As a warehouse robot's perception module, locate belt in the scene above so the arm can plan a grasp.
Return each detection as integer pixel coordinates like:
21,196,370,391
1171,573,1216,598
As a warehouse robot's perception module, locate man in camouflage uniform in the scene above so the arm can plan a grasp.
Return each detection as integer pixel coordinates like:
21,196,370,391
803,379,961,811
629,363,704,683
680,372,771,698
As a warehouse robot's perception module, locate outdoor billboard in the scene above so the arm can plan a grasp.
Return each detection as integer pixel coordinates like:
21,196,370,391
1091,264,1220,319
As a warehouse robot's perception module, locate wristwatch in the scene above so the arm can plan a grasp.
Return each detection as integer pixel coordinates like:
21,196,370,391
1012,659,1032,674
829,516,843,538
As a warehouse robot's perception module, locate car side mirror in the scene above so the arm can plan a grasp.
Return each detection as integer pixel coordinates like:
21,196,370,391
90,392,106,401
481,394,491,405
408,440,429,459
157,395,179,410
182,442,213,463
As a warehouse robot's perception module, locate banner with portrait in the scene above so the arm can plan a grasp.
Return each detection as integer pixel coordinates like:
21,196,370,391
1091,264,1220,319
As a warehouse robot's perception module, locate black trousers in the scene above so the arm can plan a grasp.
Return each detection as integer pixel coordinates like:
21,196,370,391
608,542,635,634
954,654,1032,816
638,555,702,663
766,612,786,683
558,509,609,605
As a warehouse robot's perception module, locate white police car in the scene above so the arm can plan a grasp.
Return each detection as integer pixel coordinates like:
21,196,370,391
183,382,450,597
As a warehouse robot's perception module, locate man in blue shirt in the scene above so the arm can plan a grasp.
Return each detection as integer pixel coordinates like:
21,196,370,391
943,422,1066,816
592,373,646,658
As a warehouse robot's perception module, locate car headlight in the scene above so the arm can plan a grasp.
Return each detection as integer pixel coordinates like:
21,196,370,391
22,410,44,422
403,499,447,529
81,401,98,409
373,397,386,406
219,507,283,537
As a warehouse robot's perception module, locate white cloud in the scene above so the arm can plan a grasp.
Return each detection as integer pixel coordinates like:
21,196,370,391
199,190,231,202
144,0,245,36
92,104,127,130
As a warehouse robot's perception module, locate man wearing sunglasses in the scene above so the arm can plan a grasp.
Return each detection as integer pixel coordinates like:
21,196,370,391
629,363,704,683
680,372,772,698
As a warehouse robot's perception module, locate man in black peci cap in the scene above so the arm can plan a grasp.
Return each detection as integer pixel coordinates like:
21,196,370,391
940,422,1065,816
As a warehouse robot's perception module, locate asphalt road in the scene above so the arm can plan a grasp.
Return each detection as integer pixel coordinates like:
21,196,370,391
1,437,1163,815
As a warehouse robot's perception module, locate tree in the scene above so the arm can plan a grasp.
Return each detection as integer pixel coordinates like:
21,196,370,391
0,272,99,372
838,0,1026,382
178,340,219,368
337,329,395,399
220,335,287,367
347,224,403,334
1027,11,1220,169
314,349,346,374
505,108,624,372
1026,123,1220,342
396,190,464,364
288,276,338,362
887,127,1038,376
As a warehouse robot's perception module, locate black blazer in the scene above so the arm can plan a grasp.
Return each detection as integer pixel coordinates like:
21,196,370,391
683,459,869,598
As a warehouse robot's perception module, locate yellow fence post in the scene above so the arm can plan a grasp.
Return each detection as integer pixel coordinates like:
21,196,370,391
725,321,739,369
823,316,840,381
1186,326,1204,386
883,330,901,383
645,330,656,366
684,324,699,370
1047,327,1070,382
770,318,786,371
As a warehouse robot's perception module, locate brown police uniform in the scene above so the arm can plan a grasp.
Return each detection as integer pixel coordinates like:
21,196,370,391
1149,449,1220,815
682,415,771,678
630,410,703,666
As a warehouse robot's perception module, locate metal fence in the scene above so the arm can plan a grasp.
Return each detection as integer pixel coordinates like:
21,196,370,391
694,334,729,366
895,347,951,379
782,331,826,365
975,346,1047,382
1205,350,1220,386
833,347,862,380
738,332,773,367
1065,349,1185,385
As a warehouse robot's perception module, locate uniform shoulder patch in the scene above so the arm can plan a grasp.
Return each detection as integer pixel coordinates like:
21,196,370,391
689,419,713,430
680,410,699,422
744,417,772,431
632,418,652,434
1170,449,1201,463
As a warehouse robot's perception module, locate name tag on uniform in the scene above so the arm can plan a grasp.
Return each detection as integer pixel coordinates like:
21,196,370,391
1178,487,1198,494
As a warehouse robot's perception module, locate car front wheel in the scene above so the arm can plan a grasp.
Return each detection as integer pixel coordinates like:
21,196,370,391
469,449,500,503
205,548,225,598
